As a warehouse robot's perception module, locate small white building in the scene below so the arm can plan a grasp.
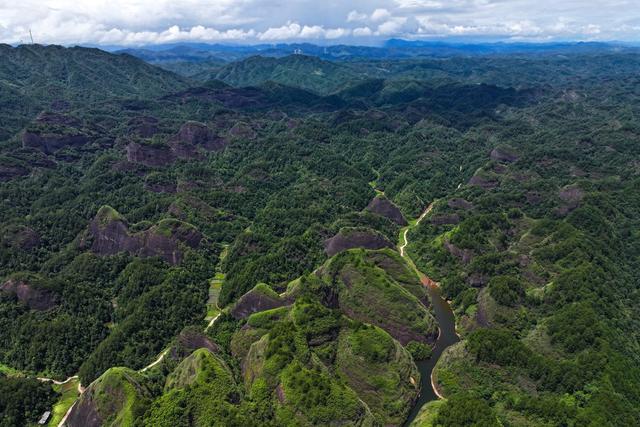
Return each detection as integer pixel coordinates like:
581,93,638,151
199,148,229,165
38,411,51,425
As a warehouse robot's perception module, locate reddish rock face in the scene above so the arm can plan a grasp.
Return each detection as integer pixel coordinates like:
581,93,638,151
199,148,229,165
444,240,473,264
11,226,41,250
128,116,160,138
66,389,102,427
171,329,220,360
468,174,499,190
559,185,584,204
525,192,543,205
490,147,520,163
89,218,140,257
468,273,489,288
36,112,81,127
173,122,214,146
365,196,408,226
555,185,585,216
144,180,176,194
23,131,90,154
139,232,183,265
228,122,256,140
230,289,287,320
168,140,203,160
126,122,228,168
324,230,394,257
1,279,59,311
0,163,29,181
448,198,474,210
430,213,460,226
85,211,202,266
125,142,176,167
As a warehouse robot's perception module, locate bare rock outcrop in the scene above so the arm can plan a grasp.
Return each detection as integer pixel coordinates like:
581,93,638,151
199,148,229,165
468,273,489,288
127,116,160,138
126,122,228,167
22,112,93,154
324,228,393,257
143,180,176,194
365,196,408,226
525,192,543,205
559,185,584,205
66,389,102,427
231,285,288,320
22,132,90,154
448,198,473,210
443,240,473,264
430,214,460,226
82,206,202,265
1,277,59,311
3,226,41,250
229,122,256,140
125,142,176,167
35,112,81,127
172,121,227,151
171,329,220,360
556,185,585,215
469,174,499,190
0,162,29,181
490,147,519,163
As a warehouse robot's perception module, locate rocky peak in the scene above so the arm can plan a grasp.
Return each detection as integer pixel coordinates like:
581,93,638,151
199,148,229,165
365,196,408,226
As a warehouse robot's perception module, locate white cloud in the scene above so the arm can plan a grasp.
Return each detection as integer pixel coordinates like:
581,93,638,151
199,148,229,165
370,8,392,22
325,27,350,39
376,17,408,35
347,10,367,23
257,22,351,41
0,0,638,45
353,26,373,37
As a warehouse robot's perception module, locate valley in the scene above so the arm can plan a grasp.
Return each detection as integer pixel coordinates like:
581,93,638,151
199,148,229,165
0,40,639,427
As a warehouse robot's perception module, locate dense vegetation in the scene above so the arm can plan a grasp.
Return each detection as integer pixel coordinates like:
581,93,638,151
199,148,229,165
0,42,639,426
0,374,56,427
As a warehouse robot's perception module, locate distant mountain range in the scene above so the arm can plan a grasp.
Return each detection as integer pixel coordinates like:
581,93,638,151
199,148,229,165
113,39,639,65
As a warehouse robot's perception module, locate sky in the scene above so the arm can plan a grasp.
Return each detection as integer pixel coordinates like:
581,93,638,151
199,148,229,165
0,0,639,46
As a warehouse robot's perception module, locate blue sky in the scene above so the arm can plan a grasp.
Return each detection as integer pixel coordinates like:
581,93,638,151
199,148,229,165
1,0,639,46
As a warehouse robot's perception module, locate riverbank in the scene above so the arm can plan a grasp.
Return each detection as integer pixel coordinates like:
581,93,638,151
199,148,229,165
398,201,459,426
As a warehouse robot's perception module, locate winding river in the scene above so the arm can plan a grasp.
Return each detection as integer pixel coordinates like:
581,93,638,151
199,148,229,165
399,203,459,426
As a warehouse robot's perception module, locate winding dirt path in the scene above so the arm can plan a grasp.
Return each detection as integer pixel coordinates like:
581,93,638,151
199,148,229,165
399,203,434,258
55,284,224,426
37,375,78,386
139,349,170,373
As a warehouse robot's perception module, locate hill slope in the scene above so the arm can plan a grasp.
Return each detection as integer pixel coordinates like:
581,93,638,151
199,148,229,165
0,44,188,140
210,54,361,95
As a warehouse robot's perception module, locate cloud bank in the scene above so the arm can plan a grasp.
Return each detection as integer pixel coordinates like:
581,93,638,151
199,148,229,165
0,0,638,46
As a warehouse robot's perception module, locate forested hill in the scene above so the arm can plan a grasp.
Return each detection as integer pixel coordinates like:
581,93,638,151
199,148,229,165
0,44,188,99
210,54,362,95
0,44,188,140
0,44,639,427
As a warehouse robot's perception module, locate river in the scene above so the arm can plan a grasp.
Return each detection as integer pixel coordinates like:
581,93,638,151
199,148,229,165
399,203,459,426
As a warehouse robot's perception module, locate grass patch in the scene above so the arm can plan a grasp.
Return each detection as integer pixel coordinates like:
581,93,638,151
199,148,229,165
411,399,446,427
0,362,22,376
206,275,224,320
48,378,80,427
